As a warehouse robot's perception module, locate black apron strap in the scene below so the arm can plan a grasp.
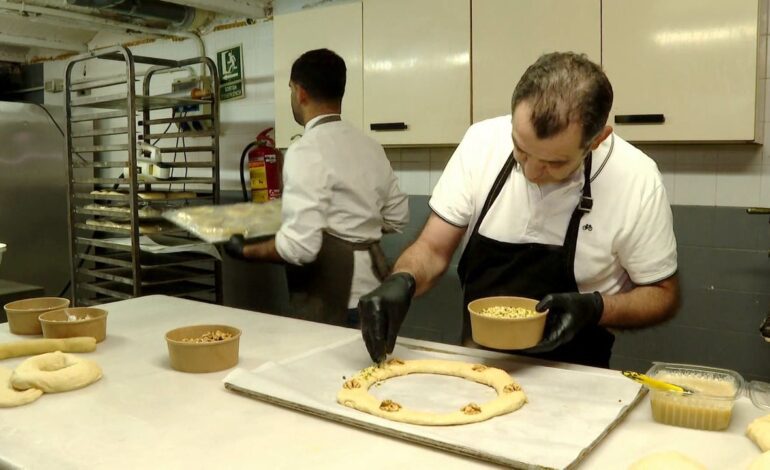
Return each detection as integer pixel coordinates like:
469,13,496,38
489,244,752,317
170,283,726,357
469,152,516,238
562,153,593,271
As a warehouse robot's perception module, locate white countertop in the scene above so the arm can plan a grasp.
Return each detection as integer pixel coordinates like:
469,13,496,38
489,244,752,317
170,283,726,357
0,295,765,469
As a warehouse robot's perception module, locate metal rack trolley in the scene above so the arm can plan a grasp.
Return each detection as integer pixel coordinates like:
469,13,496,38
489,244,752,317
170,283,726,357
64,46,222,306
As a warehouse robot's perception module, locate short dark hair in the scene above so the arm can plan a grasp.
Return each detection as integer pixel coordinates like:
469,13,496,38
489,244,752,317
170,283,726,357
290,48,346,103
512,52,613,148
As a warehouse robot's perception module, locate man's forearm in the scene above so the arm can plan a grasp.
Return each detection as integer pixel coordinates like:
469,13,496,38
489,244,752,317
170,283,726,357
393,239,452,296
241,238,285,263
599,274,680,329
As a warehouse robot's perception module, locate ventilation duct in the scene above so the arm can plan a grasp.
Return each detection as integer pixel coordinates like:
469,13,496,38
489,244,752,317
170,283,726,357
66,0,206,30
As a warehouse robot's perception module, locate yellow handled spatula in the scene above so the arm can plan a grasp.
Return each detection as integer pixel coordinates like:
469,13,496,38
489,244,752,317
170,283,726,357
622,371,696,394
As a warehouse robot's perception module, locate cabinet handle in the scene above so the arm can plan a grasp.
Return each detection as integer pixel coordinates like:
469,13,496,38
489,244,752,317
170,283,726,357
746,207,770,215
370,122,408,131
614,114,665,124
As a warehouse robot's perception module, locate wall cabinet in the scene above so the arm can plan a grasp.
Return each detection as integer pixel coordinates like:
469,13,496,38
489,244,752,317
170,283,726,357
273,2,363,148
472,0,601,123
275,0,765,146
603,0,764,143
362,0,470,145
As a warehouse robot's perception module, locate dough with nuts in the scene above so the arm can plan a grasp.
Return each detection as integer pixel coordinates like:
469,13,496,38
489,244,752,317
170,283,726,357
11,351,102,393
337,358,526,425
0,366,42,408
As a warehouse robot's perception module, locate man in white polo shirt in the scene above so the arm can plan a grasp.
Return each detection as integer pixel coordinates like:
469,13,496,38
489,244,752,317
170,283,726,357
359,52,679,368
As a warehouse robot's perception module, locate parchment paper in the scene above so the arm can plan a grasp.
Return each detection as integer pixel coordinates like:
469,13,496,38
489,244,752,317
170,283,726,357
224,335,644,469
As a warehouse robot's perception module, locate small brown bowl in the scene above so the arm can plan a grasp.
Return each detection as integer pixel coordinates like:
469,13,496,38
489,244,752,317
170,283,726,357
39,307,108,343
165,324,241,373
4,297,70,335
468,296,547,350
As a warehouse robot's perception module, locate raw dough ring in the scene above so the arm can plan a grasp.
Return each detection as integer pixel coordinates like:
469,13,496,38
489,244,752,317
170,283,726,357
0,366,42,407
337,358,527,425
11,351,102,393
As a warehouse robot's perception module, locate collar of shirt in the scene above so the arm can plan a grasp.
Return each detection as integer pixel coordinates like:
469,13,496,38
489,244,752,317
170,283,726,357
517,158,586,200
304,113,341,130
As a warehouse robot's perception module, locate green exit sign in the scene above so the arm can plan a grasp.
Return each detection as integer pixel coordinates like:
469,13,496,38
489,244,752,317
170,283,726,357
217,45,244,101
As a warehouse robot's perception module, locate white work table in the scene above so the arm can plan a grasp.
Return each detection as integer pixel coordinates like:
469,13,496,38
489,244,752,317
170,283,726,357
0,295,765,469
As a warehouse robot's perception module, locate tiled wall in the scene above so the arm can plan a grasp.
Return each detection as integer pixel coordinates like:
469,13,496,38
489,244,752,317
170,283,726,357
384,147,453,195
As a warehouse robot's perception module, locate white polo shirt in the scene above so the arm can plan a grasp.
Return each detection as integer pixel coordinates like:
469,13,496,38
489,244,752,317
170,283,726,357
430,115,677,295
275,114,409,307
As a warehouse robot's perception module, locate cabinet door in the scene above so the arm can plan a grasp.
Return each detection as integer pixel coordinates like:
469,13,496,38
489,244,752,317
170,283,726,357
472,0,600,123
363,0,471,145
603,0,762,142
273,3,363,148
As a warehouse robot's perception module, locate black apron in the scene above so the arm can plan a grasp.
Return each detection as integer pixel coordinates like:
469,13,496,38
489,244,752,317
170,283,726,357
457,152,615,368
285,115,390,327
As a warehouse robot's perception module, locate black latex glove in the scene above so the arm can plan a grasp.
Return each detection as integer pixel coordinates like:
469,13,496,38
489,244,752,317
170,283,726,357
224,234,247,260
523,292,604,354
359,272,416,363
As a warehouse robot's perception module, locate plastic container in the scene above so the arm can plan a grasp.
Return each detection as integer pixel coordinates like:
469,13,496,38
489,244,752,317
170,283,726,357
0,243,6,266
4,297,70,335
467,296,547,349
39,307,108,343
645,362,744,431
165,324,241,373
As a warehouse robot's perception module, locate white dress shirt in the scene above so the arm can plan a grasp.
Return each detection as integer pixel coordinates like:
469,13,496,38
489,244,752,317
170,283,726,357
430,115,677,295
275,114,409,307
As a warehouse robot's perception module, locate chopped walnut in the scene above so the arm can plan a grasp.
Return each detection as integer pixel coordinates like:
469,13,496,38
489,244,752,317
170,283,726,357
472,364,487,372
504,383,521,393
379,399,402,412
461,403,482,415
343,379,361,389
181,330,233,343
387,358,405,366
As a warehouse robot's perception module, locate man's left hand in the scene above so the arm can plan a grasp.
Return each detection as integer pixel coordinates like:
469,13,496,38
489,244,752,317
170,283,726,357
523,292,604,353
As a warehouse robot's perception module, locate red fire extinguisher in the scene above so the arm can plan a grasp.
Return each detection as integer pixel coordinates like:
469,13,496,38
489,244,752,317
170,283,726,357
240,128,283,203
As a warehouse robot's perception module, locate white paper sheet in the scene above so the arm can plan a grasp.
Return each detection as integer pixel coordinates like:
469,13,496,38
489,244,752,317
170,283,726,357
224,335,643,469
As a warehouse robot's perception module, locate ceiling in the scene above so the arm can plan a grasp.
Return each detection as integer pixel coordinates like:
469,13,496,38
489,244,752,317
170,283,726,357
0,0,272,63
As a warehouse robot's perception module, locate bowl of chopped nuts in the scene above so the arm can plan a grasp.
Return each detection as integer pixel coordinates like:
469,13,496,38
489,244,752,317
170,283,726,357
165,324,241,373
467,296,547,350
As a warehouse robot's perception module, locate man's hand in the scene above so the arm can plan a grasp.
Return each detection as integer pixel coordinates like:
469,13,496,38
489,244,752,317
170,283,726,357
224,234,247,260
523,292,604,353
359,272,416,363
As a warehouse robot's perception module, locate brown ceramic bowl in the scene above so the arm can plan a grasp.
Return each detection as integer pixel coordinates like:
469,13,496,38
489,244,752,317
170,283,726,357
39,307,108,343
4,297,70,335
468,296,547,350
165,324,241,373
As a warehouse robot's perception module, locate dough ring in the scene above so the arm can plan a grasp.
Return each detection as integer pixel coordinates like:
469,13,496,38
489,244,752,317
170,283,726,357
0,366,42,407
748,414,770,452
337,359,527,425
11,351,102,393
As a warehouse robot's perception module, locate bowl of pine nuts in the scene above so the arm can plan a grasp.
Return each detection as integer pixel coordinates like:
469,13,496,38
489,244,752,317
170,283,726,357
467,296,547,350
165,324,241,373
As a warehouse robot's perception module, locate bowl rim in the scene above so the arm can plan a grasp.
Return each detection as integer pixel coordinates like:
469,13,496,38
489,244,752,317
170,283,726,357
468,296,547,322
165,324,242,346
4,297,71,312
39,307,108,324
